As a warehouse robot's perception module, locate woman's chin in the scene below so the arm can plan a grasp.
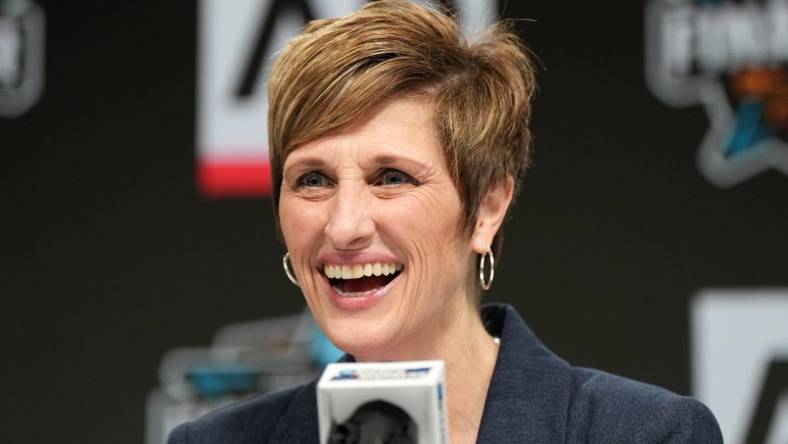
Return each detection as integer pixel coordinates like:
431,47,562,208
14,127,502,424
322,316,398,359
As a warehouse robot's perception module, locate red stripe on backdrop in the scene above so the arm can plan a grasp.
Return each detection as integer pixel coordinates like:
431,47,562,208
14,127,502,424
197,159,272,198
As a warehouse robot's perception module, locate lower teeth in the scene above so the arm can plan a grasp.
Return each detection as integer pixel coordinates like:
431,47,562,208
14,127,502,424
335,288,380,297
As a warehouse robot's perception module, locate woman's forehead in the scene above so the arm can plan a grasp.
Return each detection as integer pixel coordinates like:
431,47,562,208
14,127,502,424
283,97,444,170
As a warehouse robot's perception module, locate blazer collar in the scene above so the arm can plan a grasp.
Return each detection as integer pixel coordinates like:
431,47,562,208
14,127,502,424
476,304,572,443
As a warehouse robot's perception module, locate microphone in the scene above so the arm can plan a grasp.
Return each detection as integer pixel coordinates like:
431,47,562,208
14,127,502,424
317,360,449,444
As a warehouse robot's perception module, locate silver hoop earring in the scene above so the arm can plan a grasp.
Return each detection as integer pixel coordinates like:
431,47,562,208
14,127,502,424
479,250,495,291
282,252,299,286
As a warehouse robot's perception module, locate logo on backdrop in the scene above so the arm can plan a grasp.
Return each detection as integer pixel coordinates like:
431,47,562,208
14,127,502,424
0,0,44,118
196,0,497,197
646,0,788,188
692,289,788,444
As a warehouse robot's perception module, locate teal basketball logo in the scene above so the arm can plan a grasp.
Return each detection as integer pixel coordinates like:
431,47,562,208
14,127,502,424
646,0,788,187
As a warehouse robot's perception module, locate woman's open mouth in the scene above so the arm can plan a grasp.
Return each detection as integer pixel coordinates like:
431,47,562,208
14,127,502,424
323,262,403,296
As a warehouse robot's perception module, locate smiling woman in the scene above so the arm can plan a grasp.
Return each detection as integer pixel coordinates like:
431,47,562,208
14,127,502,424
168,1,723,443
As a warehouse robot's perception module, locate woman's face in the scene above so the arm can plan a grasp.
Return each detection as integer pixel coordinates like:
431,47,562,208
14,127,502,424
278,96,475,359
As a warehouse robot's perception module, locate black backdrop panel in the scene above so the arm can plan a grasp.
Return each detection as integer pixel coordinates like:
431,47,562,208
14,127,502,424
2,1,786,443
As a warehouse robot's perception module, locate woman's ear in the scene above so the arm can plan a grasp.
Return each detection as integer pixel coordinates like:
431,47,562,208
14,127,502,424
470,175,515,254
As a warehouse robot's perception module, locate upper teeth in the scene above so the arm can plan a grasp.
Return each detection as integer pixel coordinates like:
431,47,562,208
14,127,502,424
324,262,403,279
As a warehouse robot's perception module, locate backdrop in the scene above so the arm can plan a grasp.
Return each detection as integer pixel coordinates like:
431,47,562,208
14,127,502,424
2,1,786,443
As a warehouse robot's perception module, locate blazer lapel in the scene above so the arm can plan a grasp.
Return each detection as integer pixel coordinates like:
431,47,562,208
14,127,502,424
476,305,572,444
267,380,321,444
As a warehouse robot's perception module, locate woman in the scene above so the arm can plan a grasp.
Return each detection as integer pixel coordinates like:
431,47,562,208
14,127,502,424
169,1,722,443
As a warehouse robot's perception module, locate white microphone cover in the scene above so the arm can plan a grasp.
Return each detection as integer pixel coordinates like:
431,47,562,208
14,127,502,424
317,360,449,444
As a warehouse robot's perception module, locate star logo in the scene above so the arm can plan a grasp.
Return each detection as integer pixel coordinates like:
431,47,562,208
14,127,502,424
646,0,788,187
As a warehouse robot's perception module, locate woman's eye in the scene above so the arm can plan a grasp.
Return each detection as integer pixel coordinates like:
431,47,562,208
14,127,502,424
298,172,329,188
379,169,414,186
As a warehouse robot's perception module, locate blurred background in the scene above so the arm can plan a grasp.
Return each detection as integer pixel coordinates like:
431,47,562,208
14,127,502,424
2,0,786,443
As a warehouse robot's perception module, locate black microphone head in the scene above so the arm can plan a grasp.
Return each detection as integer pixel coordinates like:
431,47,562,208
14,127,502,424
328,399,418,444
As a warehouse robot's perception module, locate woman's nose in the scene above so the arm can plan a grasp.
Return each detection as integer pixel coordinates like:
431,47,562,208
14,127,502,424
323,184,375,250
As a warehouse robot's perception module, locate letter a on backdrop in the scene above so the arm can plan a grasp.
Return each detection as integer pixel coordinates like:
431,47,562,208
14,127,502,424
196,0,496,198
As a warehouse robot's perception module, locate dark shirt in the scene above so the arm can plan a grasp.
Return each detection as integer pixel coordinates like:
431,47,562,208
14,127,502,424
168,304,723,443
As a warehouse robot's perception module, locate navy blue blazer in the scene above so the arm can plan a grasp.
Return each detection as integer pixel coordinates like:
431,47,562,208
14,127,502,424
168,304,723,443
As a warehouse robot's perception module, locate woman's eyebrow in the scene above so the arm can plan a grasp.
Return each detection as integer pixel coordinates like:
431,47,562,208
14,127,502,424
283,156,328,174
371,154,431,173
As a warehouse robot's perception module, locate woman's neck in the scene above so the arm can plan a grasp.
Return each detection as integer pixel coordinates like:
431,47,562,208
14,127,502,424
442,307,499,444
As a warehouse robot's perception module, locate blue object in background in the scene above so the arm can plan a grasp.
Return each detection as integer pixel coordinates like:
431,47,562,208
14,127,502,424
311,326,344,368
187,364,261,400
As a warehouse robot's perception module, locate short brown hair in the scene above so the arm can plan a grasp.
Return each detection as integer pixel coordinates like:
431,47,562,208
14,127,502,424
268,0,536,256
